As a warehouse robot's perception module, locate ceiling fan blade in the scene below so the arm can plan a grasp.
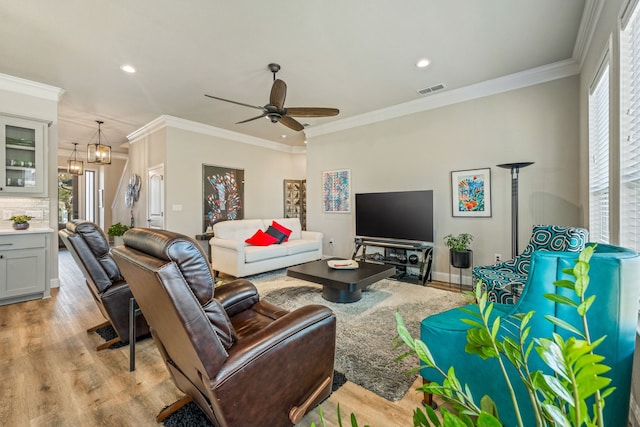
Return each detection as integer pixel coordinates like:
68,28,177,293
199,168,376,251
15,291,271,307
279,115,304,132
286,107,340,117
204,94,264,111
236,113,267,124
270,79,287,110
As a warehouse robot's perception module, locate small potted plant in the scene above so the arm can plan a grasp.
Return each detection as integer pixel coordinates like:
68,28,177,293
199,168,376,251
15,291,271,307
443,232,473,268
107,222,130,246
9,214,33,231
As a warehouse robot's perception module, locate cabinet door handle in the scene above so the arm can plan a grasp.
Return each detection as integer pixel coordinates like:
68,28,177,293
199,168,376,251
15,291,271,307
0,243,12,246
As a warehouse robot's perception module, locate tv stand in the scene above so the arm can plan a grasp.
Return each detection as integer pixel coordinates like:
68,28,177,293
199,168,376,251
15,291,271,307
351,237,433,285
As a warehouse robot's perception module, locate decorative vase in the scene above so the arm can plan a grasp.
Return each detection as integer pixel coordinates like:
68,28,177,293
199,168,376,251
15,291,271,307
450,249,472,269
12,222,29,230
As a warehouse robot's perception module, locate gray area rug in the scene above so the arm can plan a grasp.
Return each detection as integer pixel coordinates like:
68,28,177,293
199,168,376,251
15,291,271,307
254,271,467,402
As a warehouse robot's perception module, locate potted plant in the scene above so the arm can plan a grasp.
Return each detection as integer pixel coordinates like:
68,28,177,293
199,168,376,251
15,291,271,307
107,222,130,246
9,214,33,230
444,233,473,268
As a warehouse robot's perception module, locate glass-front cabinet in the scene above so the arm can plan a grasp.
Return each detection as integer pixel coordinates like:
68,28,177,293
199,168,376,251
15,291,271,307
0,115,47,195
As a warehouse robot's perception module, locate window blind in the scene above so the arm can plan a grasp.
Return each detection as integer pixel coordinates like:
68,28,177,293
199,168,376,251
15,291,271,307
589,62,610,244
622,4,640,251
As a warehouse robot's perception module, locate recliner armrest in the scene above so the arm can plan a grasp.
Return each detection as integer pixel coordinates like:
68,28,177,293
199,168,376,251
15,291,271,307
218,304,335,380
214,279,260,316
301,230,322,241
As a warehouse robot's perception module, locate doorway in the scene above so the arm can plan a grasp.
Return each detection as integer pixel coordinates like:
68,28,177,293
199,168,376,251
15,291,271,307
147,164,164,229
58,170,79,246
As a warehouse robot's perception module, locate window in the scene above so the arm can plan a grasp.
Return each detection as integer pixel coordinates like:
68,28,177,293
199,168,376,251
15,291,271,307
621,3,640,251
588,59,610,244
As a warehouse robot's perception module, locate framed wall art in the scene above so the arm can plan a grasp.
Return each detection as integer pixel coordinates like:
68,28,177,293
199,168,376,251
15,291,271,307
451,168,492,217
202,164,244,232
322,169,351,213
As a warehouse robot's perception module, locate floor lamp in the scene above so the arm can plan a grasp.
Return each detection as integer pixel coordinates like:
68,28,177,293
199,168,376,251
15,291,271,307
497,162,534,258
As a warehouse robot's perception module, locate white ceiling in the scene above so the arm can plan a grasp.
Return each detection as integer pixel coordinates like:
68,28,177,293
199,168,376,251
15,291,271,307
0,1,588,151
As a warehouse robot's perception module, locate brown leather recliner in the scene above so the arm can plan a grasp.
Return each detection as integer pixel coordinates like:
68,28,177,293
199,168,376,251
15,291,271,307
112,228,337,427
59,220,150,349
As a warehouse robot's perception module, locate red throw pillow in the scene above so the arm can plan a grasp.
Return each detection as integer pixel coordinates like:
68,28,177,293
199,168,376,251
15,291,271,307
271,221,292,242
245,229,278,246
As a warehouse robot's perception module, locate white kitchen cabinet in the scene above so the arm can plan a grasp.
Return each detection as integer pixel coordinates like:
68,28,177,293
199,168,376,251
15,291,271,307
0,231,50,305
0,114,48,196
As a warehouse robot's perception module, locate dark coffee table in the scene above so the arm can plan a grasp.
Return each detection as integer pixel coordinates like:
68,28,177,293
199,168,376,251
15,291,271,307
287,258,396,303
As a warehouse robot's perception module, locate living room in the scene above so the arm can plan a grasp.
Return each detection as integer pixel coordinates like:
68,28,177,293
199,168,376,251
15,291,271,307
1,0,639,425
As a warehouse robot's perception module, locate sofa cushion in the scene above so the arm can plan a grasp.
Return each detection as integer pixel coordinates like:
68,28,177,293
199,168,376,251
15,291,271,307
265,225,288,243
245,244,289,263
283,239,321,256
245,229,278,246
214,219,265,241
267,218,301,240
271,220,293,242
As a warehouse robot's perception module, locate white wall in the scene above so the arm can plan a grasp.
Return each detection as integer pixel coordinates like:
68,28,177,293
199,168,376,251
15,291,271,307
307,76,581,283
126,118,306,239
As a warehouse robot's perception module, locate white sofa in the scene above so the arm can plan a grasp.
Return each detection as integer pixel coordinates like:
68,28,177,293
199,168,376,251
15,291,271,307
210,218,323,277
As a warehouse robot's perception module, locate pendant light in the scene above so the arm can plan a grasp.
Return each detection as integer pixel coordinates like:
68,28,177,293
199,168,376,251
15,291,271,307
67,142,84,175
87,120,112,165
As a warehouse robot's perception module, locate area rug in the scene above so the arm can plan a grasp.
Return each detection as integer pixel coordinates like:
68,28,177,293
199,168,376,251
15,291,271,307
162,371,347,427
254,271,467,402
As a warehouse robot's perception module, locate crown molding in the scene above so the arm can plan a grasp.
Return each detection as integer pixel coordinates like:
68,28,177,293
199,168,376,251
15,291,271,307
0,72,65,101
127,115,306,154
573,0,605,68
306,59,580,139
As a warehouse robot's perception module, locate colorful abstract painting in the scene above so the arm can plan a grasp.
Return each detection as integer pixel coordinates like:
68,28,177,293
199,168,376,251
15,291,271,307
323,169,351,213
203,164,244,232
451,168,492,217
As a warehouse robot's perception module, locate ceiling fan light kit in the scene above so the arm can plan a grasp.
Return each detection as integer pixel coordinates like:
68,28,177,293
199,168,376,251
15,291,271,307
205,63,339,132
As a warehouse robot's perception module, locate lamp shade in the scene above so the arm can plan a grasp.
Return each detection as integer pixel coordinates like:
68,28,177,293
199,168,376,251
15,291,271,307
67,142,84,175
86,120,112,165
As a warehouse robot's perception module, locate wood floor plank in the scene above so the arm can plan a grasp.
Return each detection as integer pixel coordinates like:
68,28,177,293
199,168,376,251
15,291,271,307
0,249,458,426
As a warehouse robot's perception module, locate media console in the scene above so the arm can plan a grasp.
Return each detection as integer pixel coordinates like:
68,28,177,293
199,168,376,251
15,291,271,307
351,237,433,285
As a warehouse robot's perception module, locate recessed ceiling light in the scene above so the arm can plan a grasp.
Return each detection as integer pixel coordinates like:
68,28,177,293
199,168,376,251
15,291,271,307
416,58,431,68
281,134,287,139
120,64,136,74
304,140,308,144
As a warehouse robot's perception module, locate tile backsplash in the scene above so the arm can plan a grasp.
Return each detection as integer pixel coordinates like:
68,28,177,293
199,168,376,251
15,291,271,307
0,197,50,230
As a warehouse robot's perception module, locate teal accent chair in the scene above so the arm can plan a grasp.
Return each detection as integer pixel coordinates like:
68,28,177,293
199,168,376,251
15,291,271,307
472,225,589,304
421,244,640,427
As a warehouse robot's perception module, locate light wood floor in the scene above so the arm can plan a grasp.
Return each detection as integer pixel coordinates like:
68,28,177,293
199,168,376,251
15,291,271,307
0,251,457,426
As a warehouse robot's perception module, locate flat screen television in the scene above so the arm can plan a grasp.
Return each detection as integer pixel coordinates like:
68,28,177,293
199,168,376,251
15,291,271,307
355,190,433,243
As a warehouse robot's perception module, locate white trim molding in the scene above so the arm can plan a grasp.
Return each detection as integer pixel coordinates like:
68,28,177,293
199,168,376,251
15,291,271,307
0,72,64,101
127,115,306,154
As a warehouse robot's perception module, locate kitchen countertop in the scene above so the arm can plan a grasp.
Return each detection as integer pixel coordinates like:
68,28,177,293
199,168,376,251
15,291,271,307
0,227,54,236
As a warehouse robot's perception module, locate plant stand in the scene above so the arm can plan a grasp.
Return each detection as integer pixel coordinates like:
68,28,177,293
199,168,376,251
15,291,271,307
448,250,473,291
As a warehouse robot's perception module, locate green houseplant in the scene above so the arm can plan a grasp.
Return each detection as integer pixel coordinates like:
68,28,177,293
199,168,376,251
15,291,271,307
9,214,33,230
394,245,611,426
107,222,130,246
444,233,473,268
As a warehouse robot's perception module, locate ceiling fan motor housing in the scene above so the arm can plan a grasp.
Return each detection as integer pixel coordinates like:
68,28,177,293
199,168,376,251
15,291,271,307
269,113,282,123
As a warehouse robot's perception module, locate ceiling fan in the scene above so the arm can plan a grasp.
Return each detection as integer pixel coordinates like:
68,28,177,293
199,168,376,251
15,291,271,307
205,63,339,132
